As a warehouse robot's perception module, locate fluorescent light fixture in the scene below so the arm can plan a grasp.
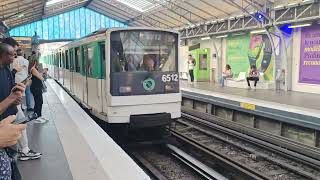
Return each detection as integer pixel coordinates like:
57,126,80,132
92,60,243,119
215,35,228,39
288,2,298,6
274,5,284,9
201,36,211,40
250,29,267,34
288,23,312,28
233,32,245,36
46,0,65,6
115,0,159,12
17,13,24,18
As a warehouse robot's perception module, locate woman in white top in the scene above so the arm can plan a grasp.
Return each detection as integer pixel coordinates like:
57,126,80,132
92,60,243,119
220,64,233,87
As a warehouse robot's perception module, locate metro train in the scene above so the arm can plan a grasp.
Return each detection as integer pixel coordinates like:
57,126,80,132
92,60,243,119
42,27,181,128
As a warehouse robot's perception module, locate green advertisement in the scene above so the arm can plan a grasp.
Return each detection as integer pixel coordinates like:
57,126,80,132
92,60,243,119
226,34,274,81
190,48,210,81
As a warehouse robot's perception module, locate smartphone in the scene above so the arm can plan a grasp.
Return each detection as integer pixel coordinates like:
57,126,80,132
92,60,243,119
21,75,32,85
13,113,38,124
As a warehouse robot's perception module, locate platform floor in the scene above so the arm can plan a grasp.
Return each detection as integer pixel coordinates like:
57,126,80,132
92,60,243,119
18,84,73,180
181,81,320,111
18,79,150,180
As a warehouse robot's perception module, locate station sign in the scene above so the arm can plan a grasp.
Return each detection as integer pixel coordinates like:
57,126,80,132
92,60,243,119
12,36,32,49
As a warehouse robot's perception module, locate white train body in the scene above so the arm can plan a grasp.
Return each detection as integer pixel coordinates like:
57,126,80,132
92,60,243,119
44,28,181,127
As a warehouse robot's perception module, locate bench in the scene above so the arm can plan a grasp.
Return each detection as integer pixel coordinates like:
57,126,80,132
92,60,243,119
225,72,275,89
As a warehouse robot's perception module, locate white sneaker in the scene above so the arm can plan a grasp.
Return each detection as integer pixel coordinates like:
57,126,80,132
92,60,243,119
34,117,48,124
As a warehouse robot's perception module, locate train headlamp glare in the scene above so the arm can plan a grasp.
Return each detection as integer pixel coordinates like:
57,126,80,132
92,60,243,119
165,84,174,92
119,86,132,93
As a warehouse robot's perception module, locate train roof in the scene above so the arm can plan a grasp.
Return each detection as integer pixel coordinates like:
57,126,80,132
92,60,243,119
54,27,179,52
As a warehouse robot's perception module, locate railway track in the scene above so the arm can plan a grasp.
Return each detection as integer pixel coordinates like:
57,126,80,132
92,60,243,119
168,112,320,180
129,144,226,180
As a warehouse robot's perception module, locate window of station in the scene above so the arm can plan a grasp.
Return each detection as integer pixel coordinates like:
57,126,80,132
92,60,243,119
75,47,81,72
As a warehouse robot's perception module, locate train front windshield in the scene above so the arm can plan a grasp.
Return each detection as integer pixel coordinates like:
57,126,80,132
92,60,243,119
110,30,179,96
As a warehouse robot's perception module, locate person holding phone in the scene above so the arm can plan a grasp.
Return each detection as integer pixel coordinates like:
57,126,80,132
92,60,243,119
0,43,28,179
30,59,47,123
11,49,33,111
3,41,42,161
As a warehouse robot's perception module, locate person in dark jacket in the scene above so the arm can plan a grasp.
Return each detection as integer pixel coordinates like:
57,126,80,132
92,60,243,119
29,59,47,123
0,43,28,180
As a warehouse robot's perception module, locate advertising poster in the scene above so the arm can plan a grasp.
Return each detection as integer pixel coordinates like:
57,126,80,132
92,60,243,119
299,25,320,84
226,34,274,81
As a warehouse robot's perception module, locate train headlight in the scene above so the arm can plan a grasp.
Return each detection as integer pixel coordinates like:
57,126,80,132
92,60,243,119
165,84,175,92
119,86,132,93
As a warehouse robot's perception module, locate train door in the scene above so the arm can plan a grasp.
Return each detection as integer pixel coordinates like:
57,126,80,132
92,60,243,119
54,53,59,79
99,43,106,113
85,44,98,110
74,47,83,101
83,45,89,105
64,50,70,90
69,49,74,93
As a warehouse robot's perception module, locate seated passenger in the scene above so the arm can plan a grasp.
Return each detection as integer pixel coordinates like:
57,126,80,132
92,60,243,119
220,64,233,87
246,65,260,89
142,55,155,72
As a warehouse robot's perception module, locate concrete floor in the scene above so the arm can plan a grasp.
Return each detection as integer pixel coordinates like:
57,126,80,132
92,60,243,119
17,86,73,180
181,80,320,111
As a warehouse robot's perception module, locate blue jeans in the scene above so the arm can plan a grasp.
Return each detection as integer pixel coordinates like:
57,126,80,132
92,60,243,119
25,85,32,109
220,76,227,87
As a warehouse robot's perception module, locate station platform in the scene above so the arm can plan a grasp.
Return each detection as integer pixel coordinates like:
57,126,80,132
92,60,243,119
180,80,320,130
18,79,150,180
180,80,320,154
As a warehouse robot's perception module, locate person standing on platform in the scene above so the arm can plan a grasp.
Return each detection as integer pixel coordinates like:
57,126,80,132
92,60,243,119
220,64,233,87
11,49,33,111
246,65,260,89
188,54,196,83
1,39,42,161
29,59,48,123
0,43,29,180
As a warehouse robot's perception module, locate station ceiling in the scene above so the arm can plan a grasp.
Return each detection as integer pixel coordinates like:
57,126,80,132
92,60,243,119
0,0,306,29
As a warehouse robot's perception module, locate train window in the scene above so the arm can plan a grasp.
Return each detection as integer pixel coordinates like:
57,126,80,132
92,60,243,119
75,47,80,72
100,44,106,78
110,30,178,73
82,47,86,73
59,52,62,68
65,50,69,70
85,46,94,76
62,53,65,68
69,50,73,71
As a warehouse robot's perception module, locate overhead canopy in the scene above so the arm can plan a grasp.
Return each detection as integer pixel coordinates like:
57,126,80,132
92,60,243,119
0,0,311,29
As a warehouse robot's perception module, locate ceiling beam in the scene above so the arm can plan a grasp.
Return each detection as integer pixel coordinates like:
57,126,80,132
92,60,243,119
89,4,129,22
149,14,179,27
91,0,134,19
183,1,218,19
1,5,43,22
198,0,231,16
0,1,43,17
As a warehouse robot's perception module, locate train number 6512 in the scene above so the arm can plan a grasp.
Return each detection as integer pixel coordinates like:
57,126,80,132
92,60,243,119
162,74,179,82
